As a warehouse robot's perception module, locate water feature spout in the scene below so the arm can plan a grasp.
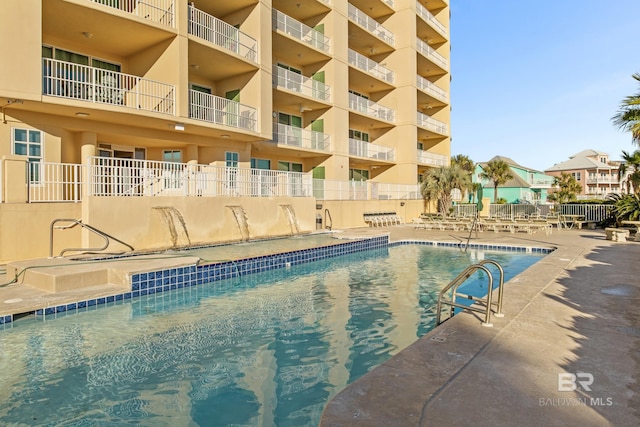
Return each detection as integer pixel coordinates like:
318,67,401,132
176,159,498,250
280,204,300,236
153,206,191,248
227,205,250,241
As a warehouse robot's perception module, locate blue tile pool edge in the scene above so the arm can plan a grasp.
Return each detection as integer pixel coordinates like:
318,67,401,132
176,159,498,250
0,236,555,326
1,235,389,326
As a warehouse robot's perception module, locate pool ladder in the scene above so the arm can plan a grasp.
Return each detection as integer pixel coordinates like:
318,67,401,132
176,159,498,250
436,260,505,327
49,218,134,258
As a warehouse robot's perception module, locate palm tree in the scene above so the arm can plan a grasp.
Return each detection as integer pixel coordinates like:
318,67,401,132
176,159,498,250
618,150,640,195
451,154,476,201
612,73,640,146
547,172,582,204
420,165,470,215
478,159,513,203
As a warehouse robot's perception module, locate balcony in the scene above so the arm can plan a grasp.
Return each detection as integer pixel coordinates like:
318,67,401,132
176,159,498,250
43,58,175,115
347,4,395,46
416,75,447,103
189,90,257,132
416,111,447,135
348,49,394,84
349,93,394,122
87,0,175,28
273,65,330,102
272,10,330,53
587,177,620,184
416,38,448,71
189,5,258,63
272,123,331,152
349,139,394,161
416,1,447,39
417,149,446,166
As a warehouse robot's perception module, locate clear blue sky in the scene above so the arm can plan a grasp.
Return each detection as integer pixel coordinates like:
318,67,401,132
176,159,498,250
449,0,640,171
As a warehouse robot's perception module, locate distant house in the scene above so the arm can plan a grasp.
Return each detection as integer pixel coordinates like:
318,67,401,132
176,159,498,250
473,156,555,203
544,150,628,199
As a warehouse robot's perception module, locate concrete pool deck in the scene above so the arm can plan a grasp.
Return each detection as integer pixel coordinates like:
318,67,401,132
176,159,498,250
321,226,640,426
1,226,638,426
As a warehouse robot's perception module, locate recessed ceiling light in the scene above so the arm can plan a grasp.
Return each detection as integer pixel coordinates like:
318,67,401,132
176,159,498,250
75,112,90,117
221,134,230,138
82,32,93,39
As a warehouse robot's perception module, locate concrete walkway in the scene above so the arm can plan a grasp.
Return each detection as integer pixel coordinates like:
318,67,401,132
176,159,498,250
321,226,640,426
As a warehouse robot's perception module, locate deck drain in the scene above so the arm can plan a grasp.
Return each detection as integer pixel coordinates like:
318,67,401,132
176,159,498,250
4,298,23,304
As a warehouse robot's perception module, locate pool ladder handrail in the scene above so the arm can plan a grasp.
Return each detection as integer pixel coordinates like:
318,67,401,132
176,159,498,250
49,218,135,258
324,208,333,231
436,260,505,327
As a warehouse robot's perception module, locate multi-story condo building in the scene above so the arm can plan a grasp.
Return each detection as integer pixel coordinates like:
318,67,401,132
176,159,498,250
0,0,450,262
545,150,628,199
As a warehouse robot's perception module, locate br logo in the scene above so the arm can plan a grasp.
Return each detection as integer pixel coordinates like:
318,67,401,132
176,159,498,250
558,373,594,392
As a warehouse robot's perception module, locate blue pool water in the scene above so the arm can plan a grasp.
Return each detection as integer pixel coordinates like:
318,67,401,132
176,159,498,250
0,244,544,426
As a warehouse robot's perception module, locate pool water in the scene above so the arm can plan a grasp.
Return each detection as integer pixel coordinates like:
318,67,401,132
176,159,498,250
0,244,544,426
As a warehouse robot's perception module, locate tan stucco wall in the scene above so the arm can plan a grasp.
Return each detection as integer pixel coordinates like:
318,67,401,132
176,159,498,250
82,196,318,252
319,199,425,229
0,203,82,262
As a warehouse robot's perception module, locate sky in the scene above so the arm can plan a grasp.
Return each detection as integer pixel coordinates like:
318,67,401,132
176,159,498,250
449,0,640,172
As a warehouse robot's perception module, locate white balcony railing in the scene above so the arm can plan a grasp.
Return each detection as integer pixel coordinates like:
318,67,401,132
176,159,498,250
587,177,619,184
348,49,394,83
416,1,447,38
272,10,330,52
416,111,447,134
189,90,257,131
416,75,447,102
272,123,331,152
273,65,330,101
416,38,448,70
189,5,258,63
313,179,421,201
347,4,395,46
383,0,395,8
28,162,84,202
88,0,175,27
43,58,176,115
416,149,446,166
349,139,394,161
349,93,395,122
88,157,312,197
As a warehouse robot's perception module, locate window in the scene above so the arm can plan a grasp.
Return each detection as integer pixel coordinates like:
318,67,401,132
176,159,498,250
278,161,303,172
417,142,424,150
349,129,369,142
12,128,43,183
571,172,581,181
226,151,239,167
349,168,369,181
163,150,182,163
251,158,271,169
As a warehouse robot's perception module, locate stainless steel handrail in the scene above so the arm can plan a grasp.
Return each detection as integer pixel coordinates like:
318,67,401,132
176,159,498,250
49,218,134,258
436,260,505,327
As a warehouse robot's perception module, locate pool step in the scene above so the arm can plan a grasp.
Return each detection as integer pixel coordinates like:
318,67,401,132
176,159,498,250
6,255,200,293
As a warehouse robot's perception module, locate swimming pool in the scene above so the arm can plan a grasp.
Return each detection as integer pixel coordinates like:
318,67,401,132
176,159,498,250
0,243,546,426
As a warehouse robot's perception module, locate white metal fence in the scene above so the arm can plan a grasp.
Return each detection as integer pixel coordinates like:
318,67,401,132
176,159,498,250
416,38,448,70
348,49,394,83
87,157,312,197
416,75,447,102
28,162,84,202
453,203,614,222
43,58,175,115
272,123,330,151
272,10,330,52
349,93,395,122
347,4,395,46
415,1,447,37
189,90,257,131
314,179,420,200
417,111,448,135
89,0,175,27
349,139,394,161
188,5,258,63
273,65,330,101
417,149,447,166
